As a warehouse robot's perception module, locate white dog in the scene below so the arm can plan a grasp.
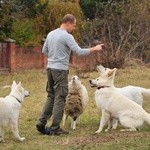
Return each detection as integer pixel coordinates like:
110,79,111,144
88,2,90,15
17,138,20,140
94,65,150,131
96,65,150,106
0,81,30,142
63,75,89,129
89,68,150,133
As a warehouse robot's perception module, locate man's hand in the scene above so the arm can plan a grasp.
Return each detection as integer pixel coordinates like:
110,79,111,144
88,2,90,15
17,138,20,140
90,44,104,52
95,44,104,51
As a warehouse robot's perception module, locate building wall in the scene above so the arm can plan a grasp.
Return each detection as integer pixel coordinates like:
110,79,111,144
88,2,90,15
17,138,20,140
0,39,47,72
15,46,46,70
0,39,94,72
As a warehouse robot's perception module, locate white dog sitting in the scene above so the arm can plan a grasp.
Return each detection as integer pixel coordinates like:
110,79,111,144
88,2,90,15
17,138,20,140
89,68,150,133
0,81,30,142
63,75,89,129
94,65,150,131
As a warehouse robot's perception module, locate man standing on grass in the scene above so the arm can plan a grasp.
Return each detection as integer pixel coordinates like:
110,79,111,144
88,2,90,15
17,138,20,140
36,14,104,136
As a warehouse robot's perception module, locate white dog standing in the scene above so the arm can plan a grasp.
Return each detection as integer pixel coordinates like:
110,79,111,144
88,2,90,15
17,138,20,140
89,68,150,133
63,75,89,129
0,81,30,142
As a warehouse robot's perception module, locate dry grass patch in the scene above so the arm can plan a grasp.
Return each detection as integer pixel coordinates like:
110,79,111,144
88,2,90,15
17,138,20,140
0,67,150,150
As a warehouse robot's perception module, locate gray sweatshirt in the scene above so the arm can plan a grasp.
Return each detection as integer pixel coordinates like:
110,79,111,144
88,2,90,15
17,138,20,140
42,28,90,70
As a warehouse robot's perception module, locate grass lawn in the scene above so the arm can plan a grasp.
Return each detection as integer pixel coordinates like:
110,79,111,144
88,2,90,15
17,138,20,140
0,66,150,150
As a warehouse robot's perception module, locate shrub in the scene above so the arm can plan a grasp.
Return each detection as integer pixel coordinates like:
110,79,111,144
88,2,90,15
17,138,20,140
35,0,84,41
10,18,43,46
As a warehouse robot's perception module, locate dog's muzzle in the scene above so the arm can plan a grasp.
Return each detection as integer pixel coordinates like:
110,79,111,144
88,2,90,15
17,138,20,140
89,80,96,87
25,91,30,97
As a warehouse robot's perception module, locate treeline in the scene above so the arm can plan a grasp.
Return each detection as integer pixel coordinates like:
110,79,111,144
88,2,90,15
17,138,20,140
1,0,150,67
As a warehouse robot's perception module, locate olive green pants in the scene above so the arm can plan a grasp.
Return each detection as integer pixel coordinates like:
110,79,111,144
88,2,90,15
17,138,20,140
38,68,68,131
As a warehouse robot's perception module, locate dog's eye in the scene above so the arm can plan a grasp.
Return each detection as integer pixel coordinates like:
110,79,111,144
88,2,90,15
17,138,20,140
96,78,99,81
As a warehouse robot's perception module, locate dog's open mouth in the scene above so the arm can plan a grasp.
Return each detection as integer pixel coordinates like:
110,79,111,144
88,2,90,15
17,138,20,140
91,84,97,88
89,80,97,88
90,84,97,88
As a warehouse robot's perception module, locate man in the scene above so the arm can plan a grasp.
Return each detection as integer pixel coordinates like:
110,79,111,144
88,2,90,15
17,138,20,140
36,14,104,136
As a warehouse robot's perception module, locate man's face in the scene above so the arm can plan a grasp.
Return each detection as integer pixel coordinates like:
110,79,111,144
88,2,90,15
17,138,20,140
66,20,76,33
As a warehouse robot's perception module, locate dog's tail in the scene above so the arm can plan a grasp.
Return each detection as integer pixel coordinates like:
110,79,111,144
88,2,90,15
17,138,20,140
137,87,150,96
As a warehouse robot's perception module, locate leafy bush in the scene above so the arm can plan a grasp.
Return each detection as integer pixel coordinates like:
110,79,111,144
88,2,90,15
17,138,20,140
35,0,84,41
0,0,14,41
10,19,43,46
79,0,97,19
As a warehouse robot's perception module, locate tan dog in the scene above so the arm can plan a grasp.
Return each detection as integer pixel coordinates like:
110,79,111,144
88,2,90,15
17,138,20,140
89,68,150,133
0,81,30,142
63,75,89,129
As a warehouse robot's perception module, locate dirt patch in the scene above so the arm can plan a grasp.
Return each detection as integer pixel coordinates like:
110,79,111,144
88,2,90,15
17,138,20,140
62,131,150,147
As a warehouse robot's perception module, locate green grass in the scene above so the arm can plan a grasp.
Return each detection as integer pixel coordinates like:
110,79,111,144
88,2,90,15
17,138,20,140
0,67,150,150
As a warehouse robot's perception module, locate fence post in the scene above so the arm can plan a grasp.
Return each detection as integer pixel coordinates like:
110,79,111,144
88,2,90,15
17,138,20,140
5,38,16,72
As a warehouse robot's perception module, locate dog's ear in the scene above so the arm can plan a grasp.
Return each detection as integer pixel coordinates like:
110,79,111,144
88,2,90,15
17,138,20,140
11,81,17,89
12,80,17,85
97,64,105,73
11,80,17,87
108,68,117,77
18,81,22,86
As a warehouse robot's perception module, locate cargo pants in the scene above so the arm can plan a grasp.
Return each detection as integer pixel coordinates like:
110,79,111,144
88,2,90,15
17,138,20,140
38,68,68,131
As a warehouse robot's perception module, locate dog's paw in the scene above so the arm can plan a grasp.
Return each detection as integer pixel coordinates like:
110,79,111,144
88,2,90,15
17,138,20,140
19,137,25,141
95,130,101,134
120,128,137,132
104,128,109,132
112,126,117,130
137,128,141,131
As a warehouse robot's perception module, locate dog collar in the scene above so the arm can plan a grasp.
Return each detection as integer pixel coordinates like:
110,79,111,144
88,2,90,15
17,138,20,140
11,95,21,103
97,86,110,90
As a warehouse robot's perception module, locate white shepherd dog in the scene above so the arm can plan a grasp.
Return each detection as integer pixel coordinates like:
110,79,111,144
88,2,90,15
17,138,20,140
96,65,150,106
0,81,30,142
94,65,150,131
63,75,89,129
89,67,150,133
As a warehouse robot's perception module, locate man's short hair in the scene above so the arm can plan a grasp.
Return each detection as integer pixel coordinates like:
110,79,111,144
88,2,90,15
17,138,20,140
61,14,76,24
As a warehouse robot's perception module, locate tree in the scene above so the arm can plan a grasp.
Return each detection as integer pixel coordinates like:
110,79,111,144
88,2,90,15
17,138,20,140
35,0,84,39
15,0,49,18
79,0,97,19
0,0,15,40
79,0,150,68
